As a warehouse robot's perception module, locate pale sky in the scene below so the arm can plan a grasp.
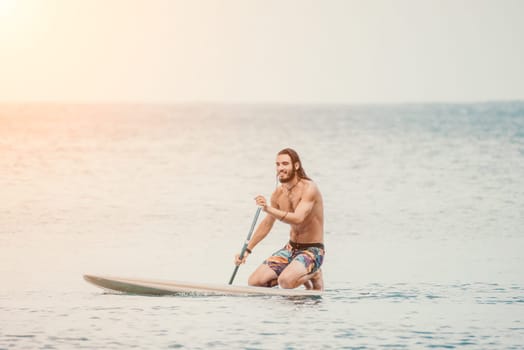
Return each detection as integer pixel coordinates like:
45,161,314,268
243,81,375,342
1,0,523,104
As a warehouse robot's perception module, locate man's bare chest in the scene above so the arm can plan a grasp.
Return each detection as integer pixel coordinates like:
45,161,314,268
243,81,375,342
277,192,302,211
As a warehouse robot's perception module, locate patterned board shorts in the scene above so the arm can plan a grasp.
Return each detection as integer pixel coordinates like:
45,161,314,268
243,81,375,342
264,241,325,276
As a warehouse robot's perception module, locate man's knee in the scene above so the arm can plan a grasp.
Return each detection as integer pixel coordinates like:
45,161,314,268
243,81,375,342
248,274,262,286
277,275,295,289
248,273,275,287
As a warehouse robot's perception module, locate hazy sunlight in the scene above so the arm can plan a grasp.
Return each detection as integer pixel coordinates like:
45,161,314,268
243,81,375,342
0,0,16,17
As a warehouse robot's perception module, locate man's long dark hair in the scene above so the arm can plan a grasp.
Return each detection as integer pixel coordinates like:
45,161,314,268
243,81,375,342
278,148,312,181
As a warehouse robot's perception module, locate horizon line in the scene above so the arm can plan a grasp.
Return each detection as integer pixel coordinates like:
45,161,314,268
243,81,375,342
0,98,523,108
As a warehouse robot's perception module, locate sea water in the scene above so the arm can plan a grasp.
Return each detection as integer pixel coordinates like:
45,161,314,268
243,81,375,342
0,102,523,349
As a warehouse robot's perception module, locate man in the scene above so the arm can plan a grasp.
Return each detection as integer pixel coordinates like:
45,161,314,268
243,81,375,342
235,148,325,290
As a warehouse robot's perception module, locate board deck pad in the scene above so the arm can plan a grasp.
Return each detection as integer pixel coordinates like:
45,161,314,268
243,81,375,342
83,275,323,297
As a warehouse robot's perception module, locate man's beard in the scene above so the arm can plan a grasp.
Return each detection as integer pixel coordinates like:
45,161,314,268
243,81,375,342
278,167,296,183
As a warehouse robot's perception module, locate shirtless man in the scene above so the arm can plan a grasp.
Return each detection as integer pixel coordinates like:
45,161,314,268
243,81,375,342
235,148,325,290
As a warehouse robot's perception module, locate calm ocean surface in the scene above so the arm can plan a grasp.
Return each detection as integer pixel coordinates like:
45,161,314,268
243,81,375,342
1,102,523,349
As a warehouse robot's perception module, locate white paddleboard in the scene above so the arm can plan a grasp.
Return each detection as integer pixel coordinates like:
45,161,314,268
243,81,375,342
83,274,322,297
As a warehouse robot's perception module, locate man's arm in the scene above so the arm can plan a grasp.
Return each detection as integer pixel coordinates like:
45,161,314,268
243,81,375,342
263,183,317,225
245,214,276,252
247,190,279,251
235,191,278,264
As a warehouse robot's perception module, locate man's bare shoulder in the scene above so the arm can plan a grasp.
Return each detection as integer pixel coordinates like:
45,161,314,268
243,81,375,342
272,185,284,196
270,186,284,202
302,179,320,195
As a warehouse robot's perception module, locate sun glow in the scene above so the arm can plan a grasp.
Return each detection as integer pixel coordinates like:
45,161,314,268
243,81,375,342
0,0,16,18
0,0,44,46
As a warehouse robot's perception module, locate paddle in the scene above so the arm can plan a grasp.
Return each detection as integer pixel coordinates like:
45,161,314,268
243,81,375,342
229,207,262,285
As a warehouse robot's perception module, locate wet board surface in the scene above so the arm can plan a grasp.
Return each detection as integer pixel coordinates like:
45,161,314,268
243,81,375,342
83,274,323,297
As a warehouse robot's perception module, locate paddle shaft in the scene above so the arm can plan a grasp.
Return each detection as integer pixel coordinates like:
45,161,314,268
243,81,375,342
229,207,262,285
